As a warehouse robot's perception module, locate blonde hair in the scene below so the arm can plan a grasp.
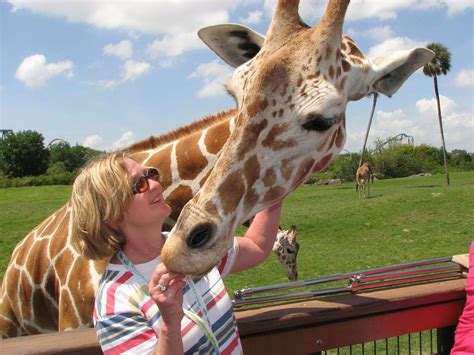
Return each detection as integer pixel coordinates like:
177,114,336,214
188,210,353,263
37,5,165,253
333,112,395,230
70,152,133,259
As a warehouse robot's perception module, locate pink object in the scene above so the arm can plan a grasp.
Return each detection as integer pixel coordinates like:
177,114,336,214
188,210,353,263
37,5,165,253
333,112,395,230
452,241,474,354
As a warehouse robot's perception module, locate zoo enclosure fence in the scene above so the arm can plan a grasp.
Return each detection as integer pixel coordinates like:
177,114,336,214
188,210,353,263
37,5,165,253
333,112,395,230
1,259,467,354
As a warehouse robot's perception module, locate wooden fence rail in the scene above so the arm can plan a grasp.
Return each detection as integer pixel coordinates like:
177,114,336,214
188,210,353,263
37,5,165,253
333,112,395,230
1,278,466,354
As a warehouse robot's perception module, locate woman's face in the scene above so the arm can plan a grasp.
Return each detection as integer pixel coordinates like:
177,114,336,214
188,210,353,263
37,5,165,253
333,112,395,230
121,158,171,229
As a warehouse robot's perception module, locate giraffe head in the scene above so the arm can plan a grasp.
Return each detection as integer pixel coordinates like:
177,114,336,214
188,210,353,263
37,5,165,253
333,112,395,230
273,225,299,281
161,0,434,275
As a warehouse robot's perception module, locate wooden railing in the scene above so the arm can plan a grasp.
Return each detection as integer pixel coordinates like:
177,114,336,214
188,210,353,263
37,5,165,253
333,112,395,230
1,278,466,354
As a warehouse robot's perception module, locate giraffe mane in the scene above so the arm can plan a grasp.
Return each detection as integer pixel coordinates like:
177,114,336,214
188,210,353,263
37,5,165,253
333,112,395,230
122,108,237,153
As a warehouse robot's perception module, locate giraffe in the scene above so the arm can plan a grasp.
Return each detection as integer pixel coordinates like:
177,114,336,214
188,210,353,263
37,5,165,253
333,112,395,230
0,0,435,337
160,0,435,276
356,162,373,198
273,225,299,281
0,109,300,338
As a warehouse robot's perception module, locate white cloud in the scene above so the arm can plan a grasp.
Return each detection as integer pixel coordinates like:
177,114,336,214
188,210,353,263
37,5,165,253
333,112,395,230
147,32,202,59
112,131,135,150
346,95,473,152
121,60,151,81
443,0,474,16
368,37,428,58
239,10,264,25
15,54,73,88
91,60,151,89
9,0,237,60
103,40,133,59
83,134,103,149
348,25,395,42
188,60,233,98
455,69,474,88
416,95,457,116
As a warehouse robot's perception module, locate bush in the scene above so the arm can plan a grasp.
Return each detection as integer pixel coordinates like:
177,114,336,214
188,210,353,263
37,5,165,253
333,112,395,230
49,142,102,172
1,130,50,177
0,172,76,188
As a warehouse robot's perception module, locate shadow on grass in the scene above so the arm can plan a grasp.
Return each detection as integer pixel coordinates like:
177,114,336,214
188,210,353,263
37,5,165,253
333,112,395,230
405,185,442,189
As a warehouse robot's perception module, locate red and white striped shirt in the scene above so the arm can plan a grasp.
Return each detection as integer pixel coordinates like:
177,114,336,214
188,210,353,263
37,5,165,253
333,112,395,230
94,237,242,355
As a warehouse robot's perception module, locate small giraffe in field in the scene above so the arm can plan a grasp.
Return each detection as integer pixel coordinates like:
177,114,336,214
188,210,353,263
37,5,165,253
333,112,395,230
1,0,434,337
273,225,299,281
356,162,373,198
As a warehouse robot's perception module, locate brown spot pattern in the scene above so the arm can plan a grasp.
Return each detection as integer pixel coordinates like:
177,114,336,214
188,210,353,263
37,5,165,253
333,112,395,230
204,201,220,218
292,158,315,188
238,119,268,160
147,145,173,190
243,188,259,213
262,124,296,151
313,154,333,173
204,119,230,155
218,171,245,216
342,59,351,72
246,96,268,118
176,132,208,181
262,169,277,187
243,155,260,187
263,186,286,204
34,290,57,331
329,66,335,80
348,42,363,58
335,125,345,148
280,159,294,181
166,185,194,221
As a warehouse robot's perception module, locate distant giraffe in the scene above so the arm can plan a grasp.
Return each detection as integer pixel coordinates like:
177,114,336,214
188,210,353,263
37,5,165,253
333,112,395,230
1,0,434,337
273,225,299,281
356,162,373,198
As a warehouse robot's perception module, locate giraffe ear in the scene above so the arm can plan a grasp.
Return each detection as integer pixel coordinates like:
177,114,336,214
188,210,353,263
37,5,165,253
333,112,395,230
198,24,264,68
371,48,435,97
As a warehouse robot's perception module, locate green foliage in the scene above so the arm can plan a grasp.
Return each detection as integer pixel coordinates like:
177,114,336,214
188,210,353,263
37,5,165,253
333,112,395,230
310,140,472,183
450,149,474,171
0,172,76,188
423,42,452,77
49,142,102,173
0,130,50,177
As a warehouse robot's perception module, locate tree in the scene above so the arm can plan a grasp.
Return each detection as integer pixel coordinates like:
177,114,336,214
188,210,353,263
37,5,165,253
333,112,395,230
49,141,103,173
423,42,452,185
1,130,50,177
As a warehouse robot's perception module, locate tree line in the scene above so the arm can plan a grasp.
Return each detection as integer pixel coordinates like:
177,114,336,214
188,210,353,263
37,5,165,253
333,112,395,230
1,129,472,188
310,142,473,184
0,130,103,187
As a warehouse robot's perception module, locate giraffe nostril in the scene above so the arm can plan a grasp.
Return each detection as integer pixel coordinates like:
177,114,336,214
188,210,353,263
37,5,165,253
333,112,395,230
187,223,214,249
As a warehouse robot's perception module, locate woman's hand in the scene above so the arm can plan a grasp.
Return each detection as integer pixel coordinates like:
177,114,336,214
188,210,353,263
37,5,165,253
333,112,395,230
149,263,186,329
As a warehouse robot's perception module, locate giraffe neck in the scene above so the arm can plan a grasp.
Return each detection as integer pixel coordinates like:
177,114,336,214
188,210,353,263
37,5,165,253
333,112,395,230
0,108,239,337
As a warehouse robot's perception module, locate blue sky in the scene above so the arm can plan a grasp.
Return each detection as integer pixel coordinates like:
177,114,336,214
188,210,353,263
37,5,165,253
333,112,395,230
1,0,473,153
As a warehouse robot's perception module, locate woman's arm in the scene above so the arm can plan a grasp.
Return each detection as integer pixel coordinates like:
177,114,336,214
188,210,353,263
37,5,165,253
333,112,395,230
231,201,283,273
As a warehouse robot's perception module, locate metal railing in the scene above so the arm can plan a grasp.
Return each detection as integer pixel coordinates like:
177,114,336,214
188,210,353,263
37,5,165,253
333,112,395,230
233,256,464,308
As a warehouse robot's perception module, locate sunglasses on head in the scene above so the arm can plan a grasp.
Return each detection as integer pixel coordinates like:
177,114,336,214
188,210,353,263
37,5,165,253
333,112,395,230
132,168,160,195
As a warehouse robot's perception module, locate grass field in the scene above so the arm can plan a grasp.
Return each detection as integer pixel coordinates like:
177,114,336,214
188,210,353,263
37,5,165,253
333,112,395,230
1,172,473,293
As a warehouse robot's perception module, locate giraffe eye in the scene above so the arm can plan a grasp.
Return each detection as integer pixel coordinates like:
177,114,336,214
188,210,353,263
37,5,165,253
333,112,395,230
302,114,339,132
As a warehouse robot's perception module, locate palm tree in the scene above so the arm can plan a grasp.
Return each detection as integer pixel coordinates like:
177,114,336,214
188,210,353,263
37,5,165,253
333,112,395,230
423,42,451,185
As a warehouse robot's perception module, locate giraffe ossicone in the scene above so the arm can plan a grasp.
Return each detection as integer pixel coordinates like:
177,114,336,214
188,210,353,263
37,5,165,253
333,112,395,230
160,0,434,276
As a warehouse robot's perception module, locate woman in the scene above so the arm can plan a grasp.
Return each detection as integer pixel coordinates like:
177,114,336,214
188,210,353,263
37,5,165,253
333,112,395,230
71,153,282,354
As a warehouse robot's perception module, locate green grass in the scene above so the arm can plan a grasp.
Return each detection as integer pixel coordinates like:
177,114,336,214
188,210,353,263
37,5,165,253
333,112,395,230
0,185,72,279
1,172,473,290
227,171,474,294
